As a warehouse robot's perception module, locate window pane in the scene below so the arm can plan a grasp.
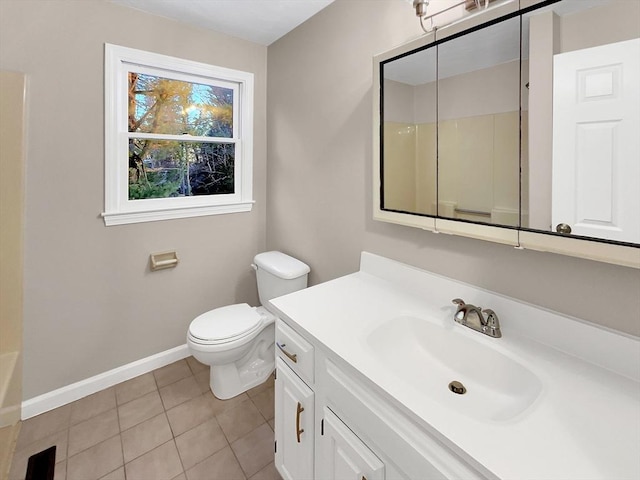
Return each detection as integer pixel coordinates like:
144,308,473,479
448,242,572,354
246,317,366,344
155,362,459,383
128,73,234,137
128,139,235,200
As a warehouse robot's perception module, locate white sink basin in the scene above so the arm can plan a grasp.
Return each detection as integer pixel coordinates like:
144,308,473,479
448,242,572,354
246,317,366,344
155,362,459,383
366,315,543,422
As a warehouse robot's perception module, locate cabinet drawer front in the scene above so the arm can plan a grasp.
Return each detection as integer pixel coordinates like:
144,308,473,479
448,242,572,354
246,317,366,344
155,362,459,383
276,319,314,384
323,359,489,480
275,358,314,480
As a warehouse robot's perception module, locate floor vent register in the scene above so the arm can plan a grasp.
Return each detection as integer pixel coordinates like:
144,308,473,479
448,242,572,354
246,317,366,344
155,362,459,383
25,445,56,480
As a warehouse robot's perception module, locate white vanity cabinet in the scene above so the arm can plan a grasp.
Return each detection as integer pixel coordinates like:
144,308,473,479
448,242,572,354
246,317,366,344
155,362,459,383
274,318,488,480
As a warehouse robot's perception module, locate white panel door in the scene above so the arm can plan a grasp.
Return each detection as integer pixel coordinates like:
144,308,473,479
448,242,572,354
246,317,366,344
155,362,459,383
275,358,314,480
552,38,640,243
318,407,384,480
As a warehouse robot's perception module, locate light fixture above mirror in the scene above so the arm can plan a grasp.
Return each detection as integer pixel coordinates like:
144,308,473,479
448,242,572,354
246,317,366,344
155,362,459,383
411,0,492,33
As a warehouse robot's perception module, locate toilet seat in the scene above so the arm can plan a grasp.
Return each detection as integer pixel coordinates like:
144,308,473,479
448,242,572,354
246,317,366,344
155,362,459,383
188,303,262,344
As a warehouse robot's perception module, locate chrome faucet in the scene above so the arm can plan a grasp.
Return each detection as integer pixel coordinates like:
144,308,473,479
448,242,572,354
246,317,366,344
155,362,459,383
451,298,502,338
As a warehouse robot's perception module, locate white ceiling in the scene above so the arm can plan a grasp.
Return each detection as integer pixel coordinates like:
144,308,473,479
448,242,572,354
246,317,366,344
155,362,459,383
107,0,335,46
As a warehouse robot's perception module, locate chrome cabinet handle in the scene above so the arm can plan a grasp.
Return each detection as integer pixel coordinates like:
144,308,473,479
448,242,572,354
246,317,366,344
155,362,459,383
277,342,298,363
296,402,305,443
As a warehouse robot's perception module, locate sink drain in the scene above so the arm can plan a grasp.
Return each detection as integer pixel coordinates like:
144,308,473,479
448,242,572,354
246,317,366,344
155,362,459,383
448,381,466,395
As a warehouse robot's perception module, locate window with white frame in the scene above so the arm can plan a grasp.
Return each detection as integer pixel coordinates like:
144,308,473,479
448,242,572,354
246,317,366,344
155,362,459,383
103,44,254,226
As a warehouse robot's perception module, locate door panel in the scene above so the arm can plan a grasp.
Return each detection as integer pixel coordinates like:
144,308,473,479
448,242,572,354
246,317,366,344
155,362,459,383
319,407,384,480
552,38,640,242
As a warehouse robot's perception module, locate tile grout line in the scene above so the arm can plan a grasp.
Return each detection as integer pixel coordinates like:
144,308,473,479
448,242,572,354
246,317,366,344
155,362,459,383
170,410,188,478
147,369,206,478
226,397,271,480
61,420,69,480
206,426,249,480
116,391,126,480
157,364,195,479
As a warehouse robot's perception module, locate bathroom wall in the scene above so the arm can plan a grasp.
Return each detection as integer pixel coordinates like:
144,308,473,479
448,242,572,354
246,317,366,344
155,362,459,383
0,70,25,425
0,0,267,400
266,0,640,336
438,111,520,225
438,60,521,224
383,122,417,212
560,1,640,54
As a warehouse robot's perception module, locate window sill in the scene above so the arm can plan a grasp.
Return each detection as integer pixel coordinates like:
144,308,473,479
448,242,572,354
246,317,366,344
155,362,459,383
101,201,254,226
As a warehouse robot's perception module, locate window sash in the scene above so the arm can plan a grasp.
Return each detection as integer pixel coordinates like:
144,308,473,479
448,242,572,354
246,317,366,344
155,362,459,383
117,135,243,210
125,64,239,139
127,132,236,143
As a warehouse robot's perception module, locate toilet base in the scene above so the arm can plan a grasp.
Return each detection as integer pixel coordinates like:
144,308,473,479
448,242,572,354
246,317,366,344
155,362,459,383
210,357,274,399
188,307,277,399
208,332,276,399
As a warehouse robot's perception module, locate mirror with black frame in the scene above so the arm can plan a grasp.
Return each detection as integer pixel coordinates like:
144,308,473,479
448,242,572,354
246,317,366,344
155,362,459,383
381,47,437,216
437,16,521,227
378,0,640,251
380,15,522,228
521,0,639,245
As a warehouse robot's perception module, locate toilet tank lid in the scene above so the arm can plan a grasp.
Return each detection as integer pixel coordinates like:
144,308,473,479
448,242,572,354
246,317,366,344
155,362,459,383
254,251,310,280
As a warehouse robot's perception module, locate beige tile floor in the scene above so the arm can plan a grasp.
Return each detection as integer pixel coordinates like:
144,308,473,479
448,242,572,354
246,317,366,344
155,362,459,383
9,357,281,480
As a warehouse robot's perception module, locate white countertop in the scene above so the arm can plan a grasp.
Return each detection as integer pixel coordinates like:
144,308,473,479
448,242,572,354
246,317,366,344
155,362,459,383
270,252,640,480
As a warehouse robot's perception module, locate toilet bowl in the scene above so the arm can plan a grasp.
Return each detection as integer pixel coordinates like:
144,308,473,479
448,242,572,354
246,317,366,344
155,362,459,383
187,251,310,399
188,304,276,399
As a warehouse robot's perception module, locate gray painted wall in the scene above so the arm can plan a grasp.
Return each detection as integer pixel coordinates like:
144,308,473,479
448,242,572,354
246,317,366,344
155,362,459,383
266,0,640,336
0,0,267,399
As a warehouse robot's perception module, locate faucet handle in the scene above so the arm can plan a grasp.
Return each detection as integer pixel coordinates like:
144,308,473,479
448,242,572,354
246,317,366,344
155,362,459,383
482,309,498,325
452,299,467,324
482,309,502,338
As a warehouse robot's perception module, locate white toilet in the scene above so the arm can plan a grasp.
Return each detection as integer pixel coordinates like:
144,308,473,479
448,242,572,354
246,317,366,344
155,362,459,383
187,251,310,399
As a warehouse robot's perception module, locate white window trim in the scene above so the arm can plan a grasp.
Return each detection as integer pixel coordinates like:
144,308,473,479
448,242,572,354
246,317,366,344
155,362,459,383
103,44,254,226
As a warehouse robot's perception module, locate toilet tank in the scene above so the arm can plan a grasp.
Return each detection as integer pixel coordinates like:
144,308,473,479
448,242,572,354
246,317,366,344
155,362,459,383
253,251,310,306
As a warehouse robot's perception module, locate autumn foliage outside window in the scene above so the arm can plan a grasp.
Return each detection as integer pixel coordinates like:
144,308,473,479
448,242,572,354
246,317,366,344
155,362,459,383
127,73,236,200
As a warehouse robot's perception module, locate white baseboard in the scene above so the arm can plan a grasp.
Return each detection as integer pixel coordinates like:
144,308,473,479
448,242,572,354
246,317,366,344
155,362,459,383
22,344,190,420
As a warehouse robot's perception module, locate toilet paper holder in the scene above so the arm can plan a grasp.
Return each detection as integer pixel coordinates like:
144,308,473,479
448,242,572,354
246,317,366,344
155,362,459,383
150,251,179,271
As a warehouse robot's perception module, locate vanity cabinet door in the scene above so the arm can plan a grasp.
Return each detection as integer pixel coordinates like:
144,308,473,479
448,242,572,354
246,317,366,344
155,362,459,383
319,407,385,480
275,358,314,480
